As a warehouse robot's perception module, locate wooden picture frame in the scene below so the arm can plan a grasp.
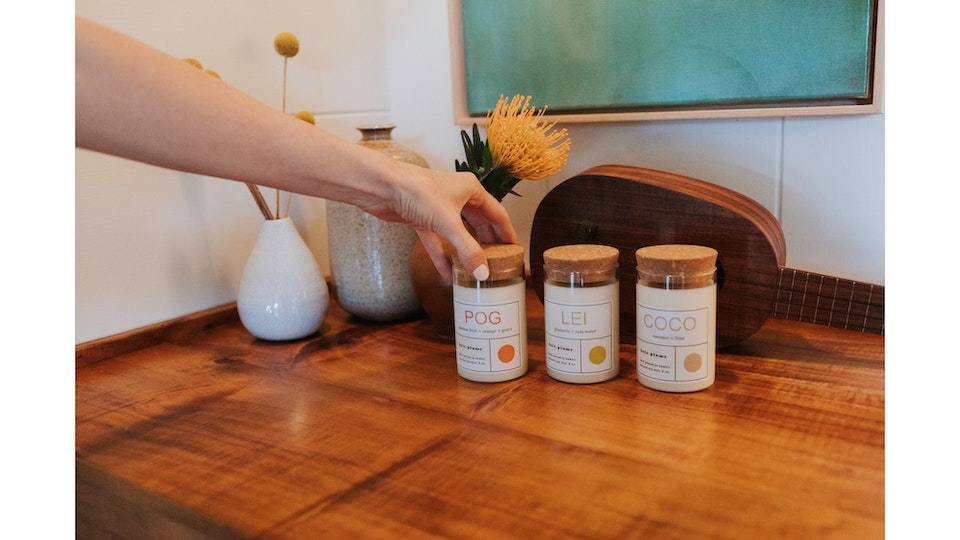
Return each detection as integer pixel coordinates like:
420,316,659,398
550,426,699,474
450,0,883,124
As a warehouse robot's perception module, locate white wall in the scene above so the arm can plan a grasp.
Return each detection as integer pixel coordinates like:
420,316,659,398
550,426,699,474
75,0,884,344
75,0,393,343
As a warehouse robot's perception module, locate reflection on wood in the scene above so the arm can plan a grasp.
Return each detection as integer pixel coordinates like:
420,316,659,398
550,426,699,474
77,287,883,539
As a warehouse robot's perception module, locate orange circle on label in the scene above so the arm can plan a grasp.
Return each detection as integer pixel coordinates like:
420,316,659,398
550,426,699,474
588,346,606,365
684,353,703,373
498,344,516,363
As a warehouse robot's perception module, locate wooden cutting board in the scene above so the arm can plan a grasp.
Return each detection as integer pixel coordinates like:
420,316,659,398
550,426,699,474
529,165,883,348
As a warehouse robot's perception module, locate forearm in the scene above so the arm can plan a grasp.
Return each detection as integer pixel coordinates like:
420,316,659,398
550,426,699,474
75,16,515,280
75,16,399,207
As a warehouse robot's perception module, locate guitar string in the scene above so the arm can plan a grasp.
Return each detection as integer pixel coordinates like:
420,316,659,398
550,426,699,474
813,274,823,326
828,275,838,329
798,272,809,325
774,270,785,319
844,280,857,330
789,270,798,321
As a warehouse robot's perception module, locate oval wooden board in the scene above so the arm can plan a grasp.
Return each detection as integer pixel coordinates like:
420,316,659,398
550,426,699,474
530,165,786,349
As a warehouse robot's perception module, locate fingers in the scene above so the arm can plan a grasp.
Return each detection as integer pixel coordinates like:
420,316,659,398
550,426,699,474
445,177,519,281
444,223,491,281
389,166,519,282
417,221,490,284
461,187,518,245
415,230,454,282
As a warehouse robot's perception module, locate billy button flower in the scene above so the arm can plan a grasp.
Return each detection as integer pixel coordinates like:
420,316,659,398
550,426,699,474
274,32,300,116
273,32,300,57
456,95,571,202
182,57,220,79
272,31,302,218
294,111,315,125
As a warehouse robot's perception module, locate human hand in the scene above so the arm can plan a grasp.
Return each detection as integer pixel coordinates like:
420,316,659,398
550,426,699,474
360,162,518,282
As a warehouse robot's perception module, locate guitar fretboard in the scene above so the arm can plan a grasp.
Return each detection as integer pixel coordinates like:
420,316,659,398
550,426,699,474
773,268,884,335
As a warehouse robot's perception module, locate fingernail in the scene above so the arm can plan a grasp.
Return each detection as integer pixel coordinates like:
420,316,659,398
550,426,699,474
472,264,489,281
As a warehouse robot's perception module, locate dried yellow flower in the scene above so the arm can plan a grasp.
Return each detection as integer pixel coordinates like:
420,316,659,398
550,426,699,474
274,32,300,58
486,95,570,181
294,111,316,125
183,58,203,69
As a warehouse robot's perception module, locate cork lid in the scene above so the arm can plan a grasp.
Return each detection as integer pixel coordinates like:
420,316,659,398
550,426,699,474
453,243,525,281
635,244,718,278
543,244,619,283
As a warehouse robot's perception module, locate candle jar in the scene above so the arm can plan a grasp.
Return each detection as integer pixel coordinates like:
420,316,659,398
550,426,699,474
635,244,718,393
452,244,527,383
543,244,620,384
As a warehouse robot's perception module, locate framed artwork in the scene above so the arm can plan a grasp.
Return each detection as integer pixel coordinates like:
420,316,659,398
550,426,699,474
450,0,883,123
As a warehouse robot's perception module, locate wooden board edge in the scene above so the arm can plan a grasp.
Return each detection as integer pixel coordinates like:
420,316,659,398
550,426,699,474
578,165,787,265
75,303,240,369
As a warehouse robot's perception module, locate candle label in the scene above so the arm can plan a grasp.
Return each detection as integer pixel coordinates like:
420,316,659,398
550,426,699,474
544,299,615,374
636,304,710,382
455,298,523,374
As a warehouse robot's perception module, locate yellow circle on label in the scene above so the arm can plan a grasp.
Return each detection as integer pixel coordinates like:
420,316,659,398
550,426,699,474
684,353,703,373
588,346,607,365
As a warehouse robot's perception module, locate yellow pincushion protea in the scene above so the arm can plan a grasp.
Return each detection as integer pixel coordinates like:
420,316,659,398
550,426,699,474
274,32,300,57
486,95,570,181
456,94,571,201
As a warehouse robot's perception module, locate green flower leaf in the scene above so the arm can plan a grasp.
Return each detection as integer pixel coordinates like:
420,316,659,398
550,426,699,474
455,123,520,202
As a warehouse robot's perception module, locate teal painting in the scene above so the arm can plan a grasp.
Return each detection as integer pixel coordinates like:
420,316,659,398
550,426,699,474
459,0,878,116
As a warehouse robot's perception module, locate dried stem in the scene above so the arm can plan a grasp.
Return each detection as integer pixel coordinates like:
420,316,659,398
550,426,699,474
284,192,293,219
277,57,289,219
246,184,274,220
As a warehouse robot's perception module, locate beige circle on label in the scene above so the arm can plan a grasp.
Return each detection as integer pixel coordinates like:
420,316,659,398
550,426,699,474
684,353,703,373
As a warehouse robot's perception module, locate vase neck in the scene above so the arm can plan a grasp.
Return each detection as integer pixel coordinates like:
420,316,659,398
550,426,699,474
357,124,396,141
260,216,295,234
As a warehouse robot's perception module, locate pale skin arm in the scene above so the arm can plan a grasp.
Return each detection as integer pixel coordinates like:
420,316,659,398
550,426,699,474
75,16,516,281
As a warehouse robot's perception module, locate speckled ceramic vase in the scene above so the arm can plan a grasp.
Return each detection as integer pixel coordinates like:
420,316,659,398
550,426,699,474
326,125,425,322
237,217,329,340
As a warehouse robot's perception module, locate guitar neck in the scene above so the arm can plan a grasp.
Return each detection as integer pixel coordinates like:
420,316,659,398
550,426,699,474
773,268,884,335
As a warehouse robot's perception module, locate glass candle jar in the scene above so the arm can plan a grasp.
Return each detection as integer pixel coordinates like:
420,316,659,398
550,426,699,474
635,244,718,393
452,244,528,383
543,244,620,384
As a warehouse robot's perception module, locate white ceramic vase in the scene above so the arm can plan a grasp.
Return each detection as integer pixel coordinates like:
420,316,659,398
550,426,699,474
237,217,329,340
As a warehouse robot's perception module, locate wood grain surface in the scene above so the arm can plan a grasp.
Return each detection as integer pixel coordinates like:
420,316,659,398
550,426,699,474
76,287,884,539
529,165,884,348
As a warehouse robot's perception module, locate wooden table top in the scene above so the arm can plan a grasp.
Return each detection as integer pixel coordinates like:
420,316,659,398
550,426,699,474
76,287,884,539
